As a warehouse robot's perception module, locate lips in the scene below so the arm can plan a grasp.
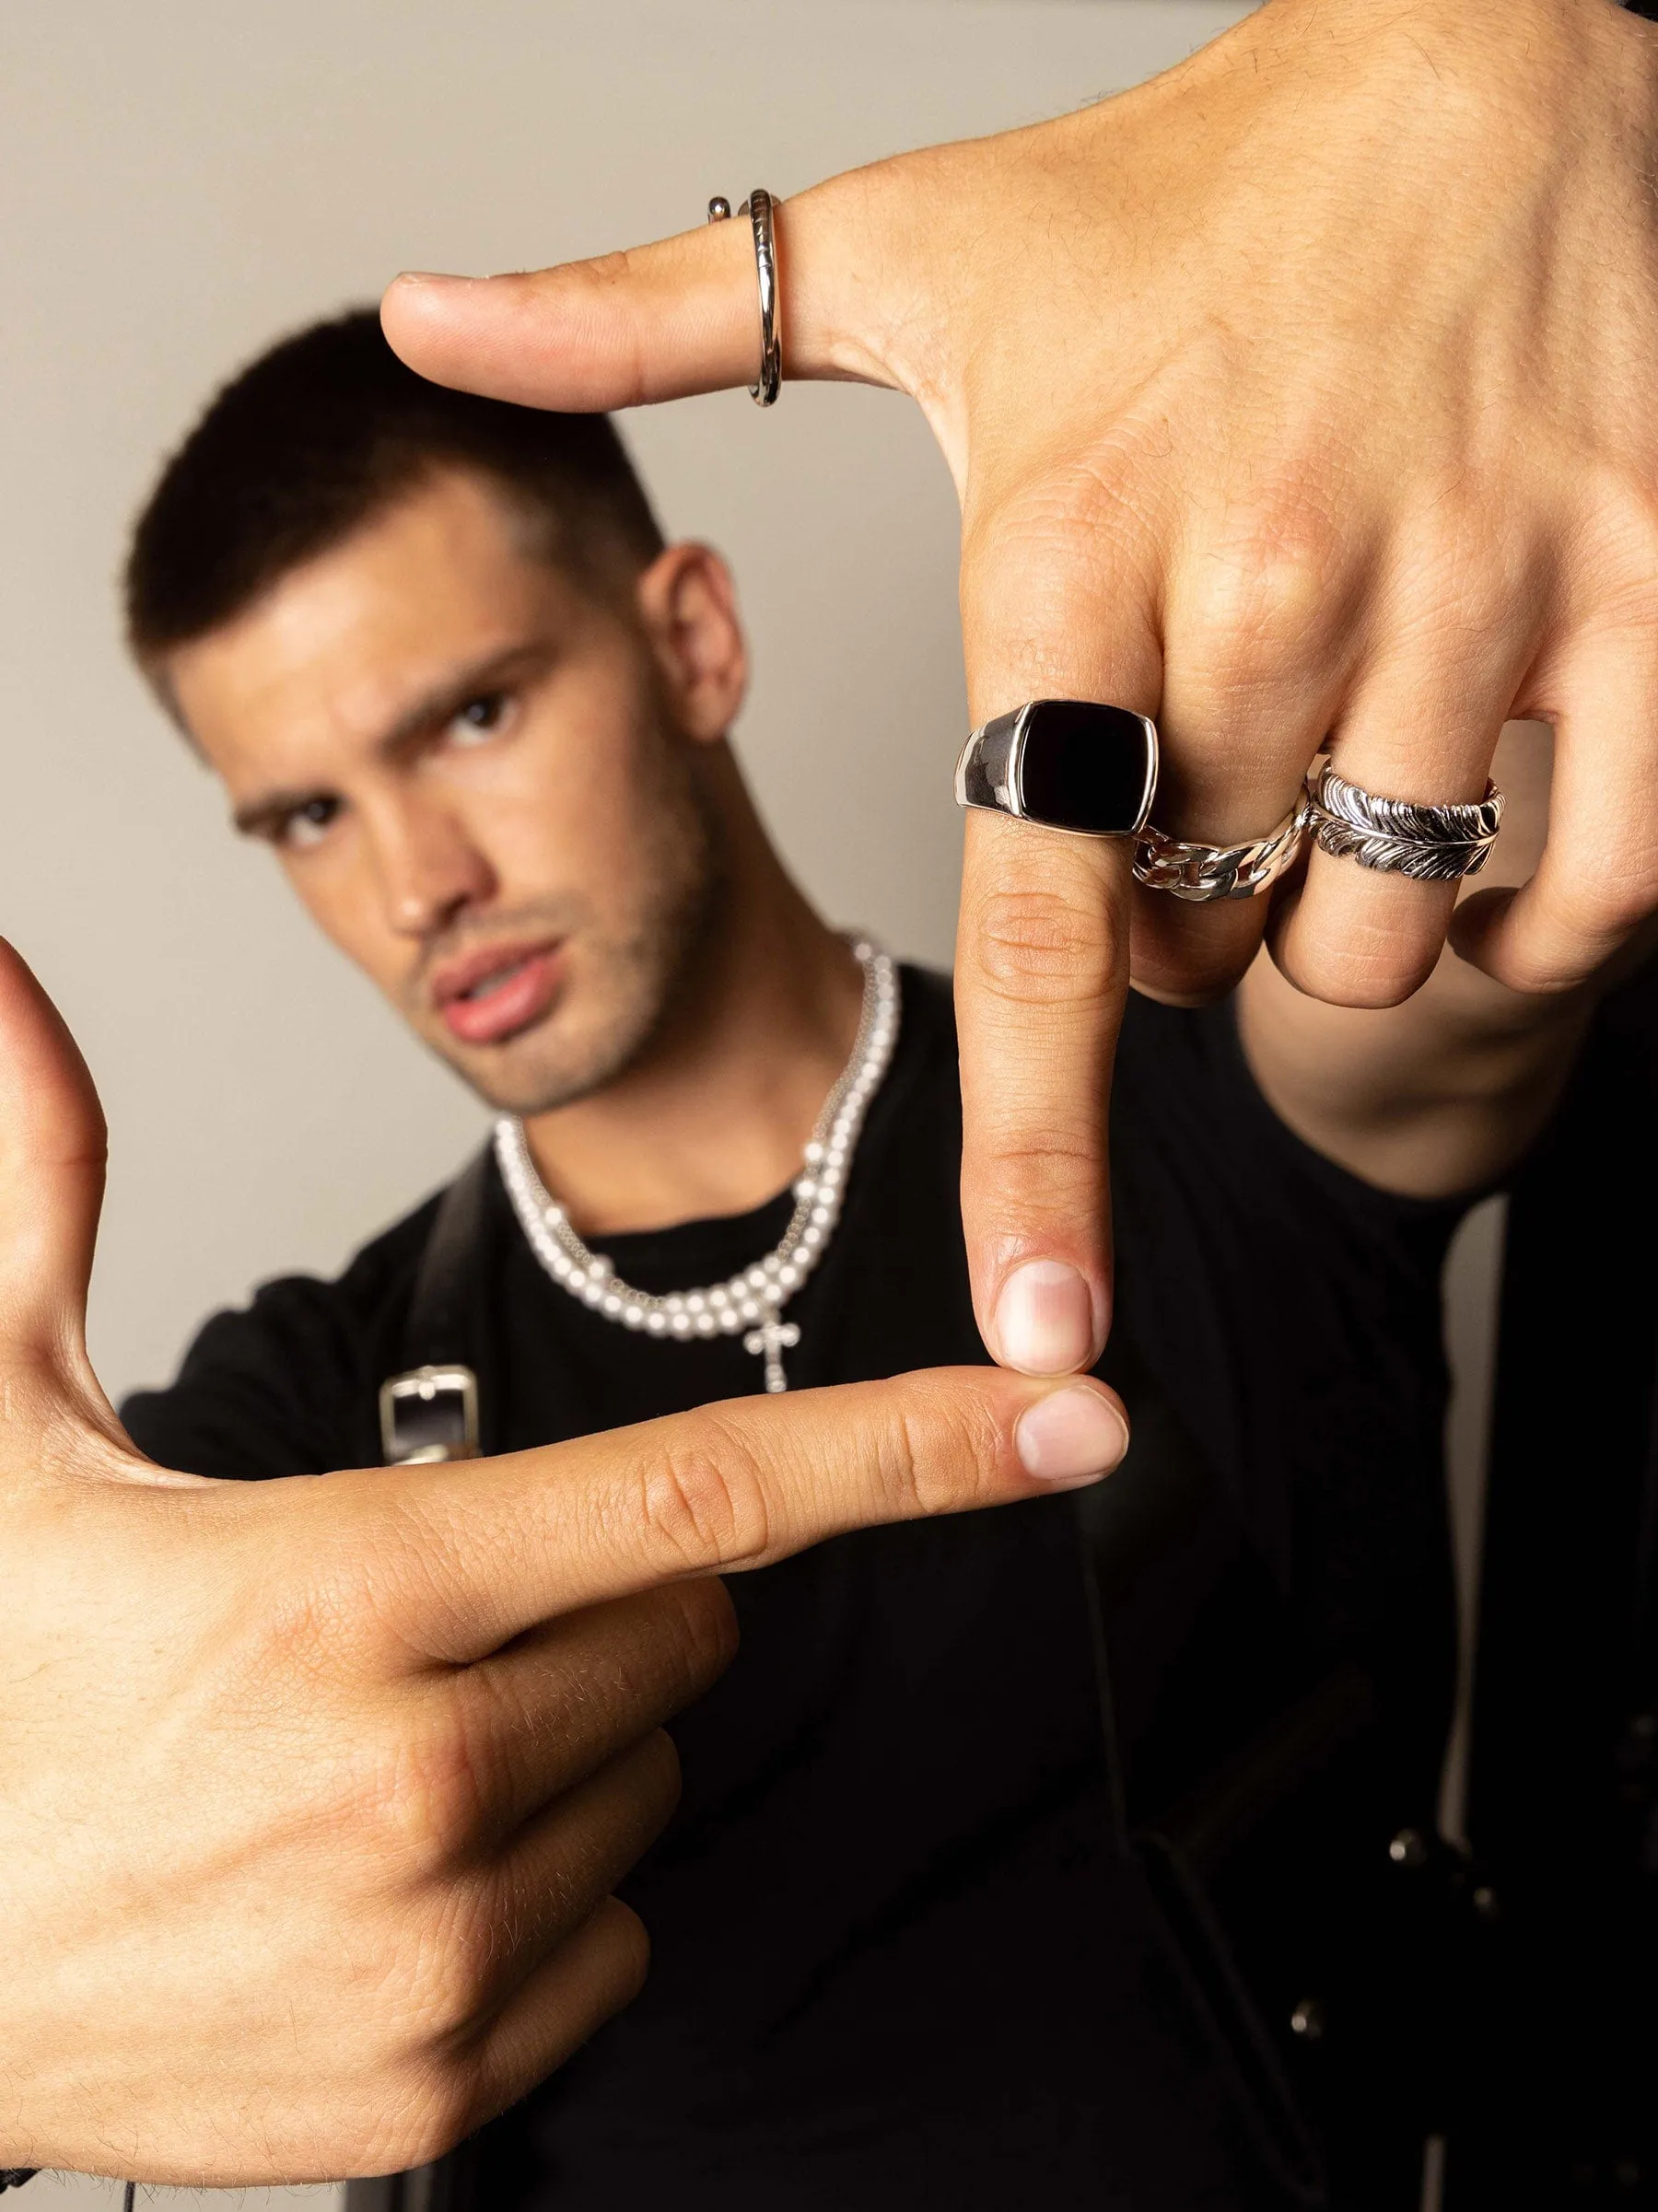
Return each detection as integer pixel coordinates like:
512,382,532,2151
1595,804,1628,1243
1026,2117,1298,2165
431,940,564,1046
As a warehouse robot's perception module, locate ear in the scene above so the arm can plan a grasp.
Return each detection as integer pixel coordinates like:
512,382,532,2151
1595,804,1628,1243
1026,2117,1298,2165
635,543,748,743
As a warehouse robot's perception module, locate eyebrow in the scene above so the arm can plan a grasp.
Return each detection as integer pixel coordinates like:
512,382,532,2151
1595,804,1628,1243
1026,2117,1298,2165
230,639,551,838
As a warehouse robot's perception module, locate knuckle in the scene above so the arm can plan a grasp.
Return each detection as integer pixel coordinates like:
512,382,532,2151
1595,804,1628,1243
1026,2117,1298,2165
1384,510,1522,654
636,1418,775,1577
366,1712,488,1876
531,250,656,407
890,1389,1001,1519
242,1577,363,1706
403,1883,513,2046
965,452,1153,594
277,1480,446,1668
960,453,1161,678
965,1084,1106,1231
580,246,637,290
1186,500,1347,681
967,886,1114,1009
374,2057,482,2172
975,1122,1103,1202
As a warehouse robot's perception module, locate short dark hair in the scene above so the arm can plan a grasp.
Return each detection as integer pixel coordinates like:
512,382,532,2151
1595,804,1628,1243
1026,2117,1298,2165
125,308,665,670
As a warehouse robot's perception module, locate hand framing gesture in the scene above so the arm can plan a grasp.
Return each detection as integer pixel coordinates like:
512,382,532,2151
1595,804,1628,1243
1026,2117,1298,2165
0,943,1122,2183
383,0,1658,1372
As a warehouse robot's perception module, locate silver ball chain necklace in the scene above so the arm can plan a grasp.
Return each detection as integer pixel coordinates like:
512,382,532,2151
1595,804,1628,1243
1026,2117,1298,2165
495,938,900,1393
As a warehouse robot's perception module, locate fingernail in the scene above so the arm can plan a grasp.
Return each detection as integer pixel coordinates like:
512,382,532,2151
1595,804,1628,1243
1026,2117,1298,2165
1015,1384,1128,1486
993,1260,1096,1375
390,270,477,289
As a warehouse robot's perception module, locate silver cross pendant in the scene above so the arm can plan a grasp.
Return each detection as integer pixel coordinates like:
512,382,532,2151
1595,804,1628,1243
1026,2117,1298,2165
743,1310,801,1393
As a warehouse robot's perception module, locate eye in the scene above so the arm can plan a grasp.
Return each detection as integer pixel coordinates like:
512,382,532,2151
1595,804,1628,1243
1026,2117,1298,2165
278,795,342,851
450,692,512,746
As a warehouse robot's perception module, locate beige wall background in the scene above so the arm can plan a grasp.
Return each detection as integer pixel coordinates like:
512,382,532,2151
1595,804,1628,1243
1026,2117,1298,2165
2,0,1244,1420
5,5,1503,2208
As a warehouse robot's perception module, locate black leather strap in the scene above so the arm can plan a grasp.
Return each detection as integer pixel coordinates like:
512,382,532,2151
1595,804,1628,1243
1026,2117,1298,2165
379,1144,504,1465
348,1152,500,2210
402,1147,496,1380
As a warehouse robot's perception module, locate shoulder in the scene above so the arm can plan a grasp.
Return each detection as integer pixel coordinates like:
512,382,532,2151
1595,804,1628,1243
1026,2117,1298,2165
120,1174,458,1482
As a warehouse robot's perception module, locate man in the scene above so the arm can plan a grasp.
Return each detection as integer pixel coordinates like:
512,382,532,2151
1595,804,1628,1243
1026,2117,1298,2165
7,2,1654,2183
112,311,1607,2208
384,0,1658,1414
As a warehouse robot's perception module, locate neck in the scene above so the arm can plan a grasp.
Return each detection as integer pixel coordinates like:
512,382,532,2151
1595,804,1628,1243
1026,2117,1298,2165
521,793,865,1238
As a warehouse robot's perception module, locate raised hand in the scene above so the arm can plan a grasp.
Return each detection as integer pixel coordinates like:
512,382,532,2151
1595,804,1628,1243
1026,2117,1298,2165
0,941,1125,2185
380,0,1658,1375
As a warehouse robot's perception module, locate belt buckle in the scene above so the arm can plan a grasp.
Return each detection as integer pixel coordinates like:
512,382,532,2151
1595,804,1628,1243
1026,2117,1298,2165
379,1363,480,1465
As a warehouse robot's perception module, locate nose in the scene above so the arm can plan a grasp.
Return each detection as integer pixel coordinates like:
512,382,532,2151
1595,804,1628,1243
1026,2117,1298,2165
368,797,496,937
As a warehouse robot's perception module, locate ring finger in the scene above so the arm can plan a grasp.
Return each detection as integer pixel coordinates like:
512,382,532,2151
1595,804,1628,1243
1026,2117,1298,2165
1277,629,1535,1007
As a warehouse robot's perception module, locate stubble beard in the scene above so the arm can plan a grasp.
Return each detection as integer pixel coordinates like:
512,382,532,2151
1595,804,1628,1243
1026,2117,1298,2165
433,749,726,1121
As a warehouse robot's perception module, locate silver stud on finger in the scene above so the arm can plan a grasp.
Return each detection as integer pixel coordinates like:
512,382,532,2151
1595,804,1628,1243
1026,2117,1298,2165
706,188,781,405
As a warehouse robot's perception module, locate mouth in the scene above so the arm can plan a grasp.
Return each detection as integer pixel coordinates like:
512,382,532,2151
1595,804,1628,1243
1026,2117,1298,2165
431,939,565,1047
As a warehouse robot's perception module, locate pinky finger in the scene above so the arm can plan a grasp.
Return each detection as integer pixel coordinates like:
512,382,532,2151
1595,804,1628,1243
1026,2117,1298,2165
1452,675,1658,993
467,1895,651,2127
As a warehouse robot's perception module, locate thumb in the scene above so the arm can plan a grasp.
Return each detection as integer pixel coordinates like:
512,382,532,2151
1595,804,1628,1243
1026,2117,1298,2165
0,940,107,1380
379,176,908,412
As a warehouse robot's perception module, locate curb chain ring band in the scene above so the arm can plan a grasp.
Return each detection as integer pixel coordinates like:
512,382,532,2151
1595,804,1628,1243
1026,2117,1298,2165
1132,807,1307,903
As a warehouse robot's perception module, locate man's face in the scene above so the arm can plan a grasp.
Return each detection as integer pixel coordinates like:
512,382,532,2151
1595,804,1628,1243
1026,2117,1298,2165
168,469,741,1116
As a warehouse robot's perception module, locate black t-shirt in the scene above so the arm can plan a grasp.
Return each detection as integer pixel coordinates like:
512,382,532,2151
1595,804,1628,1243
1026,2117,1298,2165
124,975,1465,2210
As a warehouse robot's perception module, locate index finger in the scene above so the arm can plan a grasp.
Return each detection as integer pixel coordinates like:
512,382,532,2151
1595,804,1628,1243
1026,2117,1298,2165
952,498,1167,1374
956,813,1126,1372
366,1366,1127,1659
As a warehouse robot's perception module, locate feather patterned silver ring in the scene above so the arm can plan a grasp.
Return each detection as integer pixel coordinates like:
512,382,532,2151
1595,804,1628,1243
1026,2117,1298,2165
1302,758,1504,882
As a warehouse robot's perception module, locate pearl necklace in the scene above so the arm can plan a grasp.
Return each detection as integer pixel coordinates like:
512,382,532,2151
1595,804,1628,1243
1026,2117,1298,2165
494,940,900,1392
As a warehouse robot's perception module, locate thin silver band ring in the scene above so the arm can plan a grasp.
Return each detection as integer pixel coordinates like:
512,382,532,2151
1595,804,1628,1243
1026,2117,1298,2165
707,190,782,406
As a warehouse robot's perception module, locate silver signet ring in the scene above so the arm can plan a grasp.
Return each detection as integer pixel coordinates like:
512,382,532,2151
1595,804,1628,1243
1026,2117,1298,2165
954,701,1159,838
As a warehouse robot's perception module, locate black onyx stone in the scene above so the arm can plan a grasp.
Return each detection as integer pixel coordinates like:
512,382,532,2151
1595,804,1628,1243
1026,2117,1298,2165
1016,701,1156,835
